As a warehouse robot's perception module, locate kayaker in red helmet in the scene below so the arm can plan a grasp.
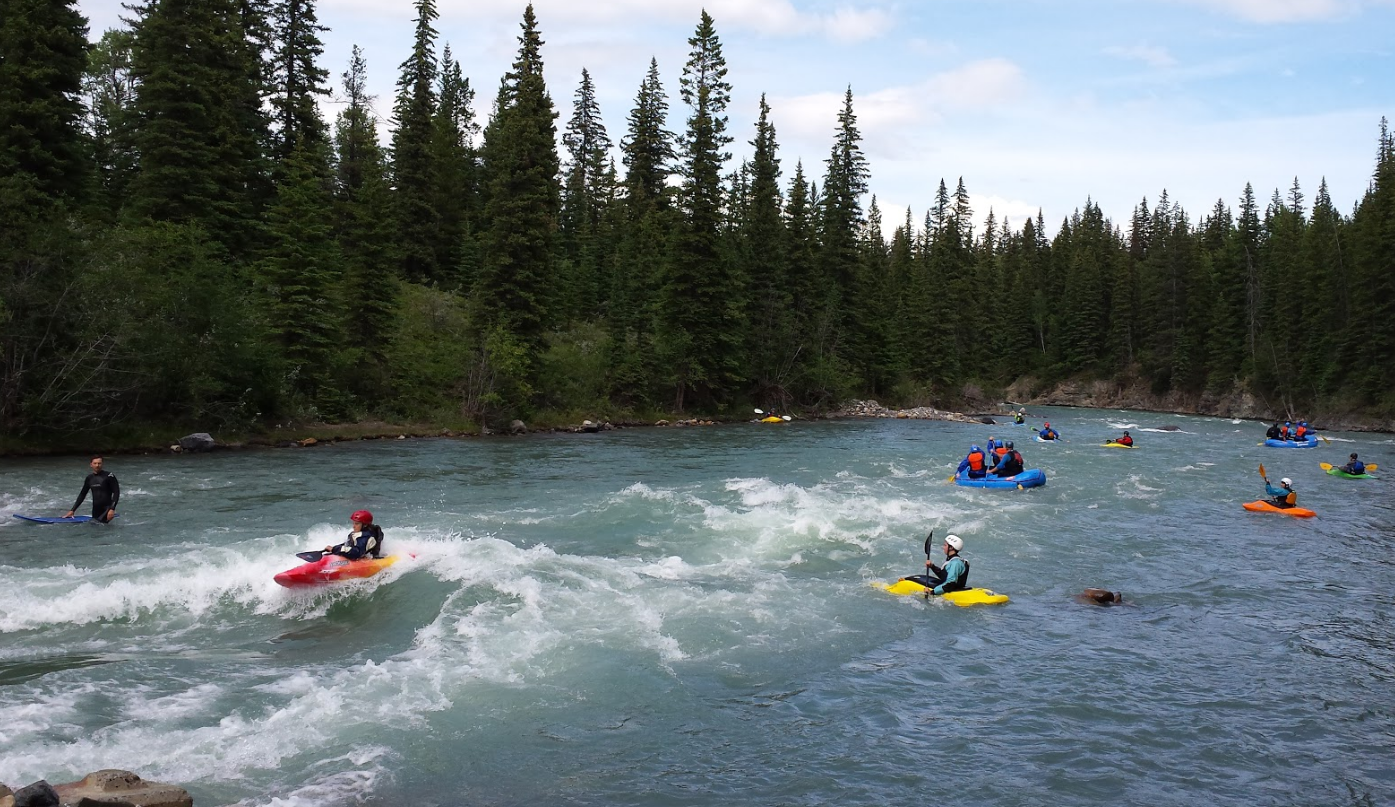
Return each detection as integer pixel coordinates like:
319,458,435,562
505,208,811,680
324,510,385,559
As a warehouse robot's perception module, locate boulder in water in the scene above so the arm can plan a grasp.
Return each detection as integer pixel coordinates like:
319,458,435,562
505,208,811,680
53,770,192,807
510,419,528,435
177,432,216,452
11,780,58,807
1154,425,1182,432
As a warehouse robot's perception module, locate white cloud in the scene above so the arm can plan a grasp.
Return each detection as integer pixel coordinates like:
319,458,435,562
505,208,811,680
1103,43,1177,68
1169,0,1359,23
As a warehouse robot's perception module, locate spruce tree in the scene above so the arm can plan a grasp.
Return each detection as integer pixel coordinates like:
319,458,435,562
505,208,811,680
560,67,613,320
268,0,330,162
474,3,560,411
659,10,743,411
742,95,793,406
81,29,138,218
334,45,398,379
429,45,478,286
0,0,90,224
125,0,269,255
390,0,440,282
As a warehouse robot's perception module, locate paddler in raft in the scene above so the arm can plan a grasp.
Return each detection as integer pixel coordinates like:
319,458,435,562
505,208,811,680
923,534,970,596
1264,477,1298,509
956,444,990,479
1266,422,1283,440
1341,453,1366,475
989,441,1025,476
323,510,386,560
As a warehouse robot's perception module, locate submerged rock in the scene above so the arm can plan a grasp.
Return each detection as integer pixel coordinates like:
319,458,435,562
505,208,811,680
510,420,528,435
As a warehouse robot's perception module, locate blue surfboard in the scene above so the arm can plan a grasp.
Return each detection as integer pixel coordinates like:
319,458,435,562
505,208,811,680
12,514,118,524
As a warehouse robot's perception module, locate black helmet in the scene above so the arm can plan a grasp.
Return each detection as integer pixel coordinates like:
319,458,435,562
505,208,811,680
1351,452,1359,459
1005,441,1014,449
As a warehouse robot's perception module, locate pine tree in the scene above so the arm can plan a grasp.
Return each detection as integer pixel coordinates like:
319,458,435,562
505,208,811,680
0,0,91,431
429,45,478,286
125,0,269,255
268,0,329,162
742,95,793,406
658,10,743,411
390,0,440,282
474,3,560,411
333,45,398,379
258,140,342,406
81,29,138,218
560,67,613,320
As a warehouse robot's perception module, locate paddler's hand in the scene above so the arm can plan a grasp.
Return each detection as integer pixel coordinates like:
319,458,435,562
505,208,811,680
105,509,115,521
64,510,75,518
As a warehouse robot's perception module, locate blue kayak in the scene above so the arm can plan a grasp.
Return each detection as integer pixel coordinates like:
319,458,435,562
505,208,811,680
1264,438,1318,449
954,469,1047,489
13,514,119,524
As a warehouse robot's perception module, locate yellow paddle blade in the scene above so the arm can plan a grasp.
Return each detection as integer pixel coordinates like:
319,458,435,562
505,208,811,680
1258,462,1266,479
1369,463,1379,471
1319,462,1334,470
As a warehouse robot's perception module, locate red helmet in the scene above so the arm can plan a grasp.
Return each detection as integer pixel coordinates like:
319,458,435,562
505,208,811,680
351,509,374,524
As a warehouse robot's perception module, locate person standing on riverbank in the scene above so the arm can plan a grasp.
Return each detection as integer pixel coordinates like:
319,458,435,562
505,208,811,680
64,456,119,523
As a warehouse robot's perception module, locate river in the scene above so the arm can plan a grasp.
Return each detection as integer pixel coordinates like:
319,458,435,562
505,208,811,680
2,407,1393,806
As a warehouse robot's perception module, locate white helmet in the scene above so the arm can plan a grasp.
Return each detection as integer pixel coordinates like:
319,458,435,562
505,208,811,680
944,534,964,551
1281,477,1292,486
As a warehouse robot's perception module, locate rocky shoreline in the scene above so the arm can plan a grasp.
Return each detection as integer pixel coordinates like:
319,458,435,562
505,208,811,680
823,400,991,424
1,770,191,807
1004,378,1395,432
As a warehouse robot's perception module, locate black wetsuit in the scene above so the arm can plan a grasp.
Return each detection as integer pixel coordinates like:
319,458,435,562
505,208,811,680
72,470,119,522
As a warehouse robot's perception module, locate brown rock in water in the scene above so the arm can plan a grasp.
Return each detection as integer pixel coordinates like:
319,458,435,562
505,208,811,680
11,780,58,807
53,770,192,807
2,782,15,807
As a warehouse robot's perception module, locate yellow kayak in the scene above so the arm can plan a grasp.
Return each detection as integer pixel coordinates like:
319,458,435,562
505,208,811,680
1102,442,1135,449
760,416,785,423
878,577,1010,606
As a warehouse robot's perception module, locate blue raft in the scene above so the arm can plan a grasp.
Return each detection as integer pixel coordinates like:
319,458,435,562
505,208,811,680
954,468,1047,489
1264,438,1318,449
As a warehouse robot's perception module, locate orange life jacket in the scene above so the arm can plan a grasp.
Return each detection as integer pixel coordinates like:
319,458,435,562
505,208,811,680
968,451,985,472
1296,426,1307,439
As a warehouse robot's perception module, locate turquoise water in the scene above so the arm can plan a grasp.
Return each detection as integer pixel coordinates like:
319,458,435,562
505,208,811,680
2,408,1393,806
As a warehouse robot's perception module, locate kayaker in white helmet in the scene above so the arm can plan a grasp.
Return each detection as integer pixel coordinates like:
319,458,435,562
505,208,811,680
924,534,970,595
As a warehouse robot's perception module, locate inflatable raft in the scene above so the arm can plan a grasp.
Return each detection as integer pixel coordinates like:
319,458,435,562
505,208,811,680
1264,438,1318,449
954,469,1046,489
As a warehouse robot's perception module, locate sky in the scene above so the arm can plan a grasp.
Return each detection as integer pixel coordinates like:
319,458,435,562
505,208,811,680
75,0,1395,236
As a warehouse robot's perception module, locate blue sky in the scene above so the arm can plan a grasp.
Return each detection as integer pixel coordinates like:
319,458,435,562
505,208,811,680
77,0,1394,236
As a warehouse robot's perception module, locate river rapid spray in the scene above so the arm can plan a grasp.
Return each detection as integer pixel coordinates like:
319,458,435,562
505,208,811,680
2,408,1392,806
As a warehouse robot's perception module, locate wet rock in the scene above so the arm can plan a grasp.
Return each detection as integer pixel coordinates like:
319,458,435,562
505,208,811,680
1,783,14,807
655,420,670,426
580,420,600,433
177,432,216,452
54,770,192,807
11,781,58,807
510,420,528,435
1155,425,1182,432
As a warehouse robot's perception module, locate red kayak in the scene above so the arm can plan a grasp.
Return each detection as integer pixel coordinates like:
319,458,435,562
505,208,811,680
1242,501,1316,518
274,554,404,588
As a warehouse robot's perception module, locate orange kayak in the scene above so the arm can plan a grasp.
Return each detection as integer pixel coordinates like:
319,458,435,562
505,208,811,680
1242,501,1316,518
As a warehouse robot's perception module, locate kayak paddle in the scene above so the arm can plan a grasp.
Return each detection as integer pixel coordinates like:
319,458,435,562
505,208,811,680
1258,462,1267,483
1320,461,1378,472
296,550,326,562
922,530,935,599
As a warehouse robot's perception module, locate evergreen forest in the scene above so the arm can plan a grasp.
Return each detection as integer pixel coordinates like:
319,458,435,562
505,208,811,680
3,0,1394,443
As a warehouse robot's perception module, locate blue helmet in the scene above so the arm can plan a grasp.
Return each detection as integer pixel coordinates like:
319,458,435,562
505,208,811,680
971,444,982,451
1285,421,1291,425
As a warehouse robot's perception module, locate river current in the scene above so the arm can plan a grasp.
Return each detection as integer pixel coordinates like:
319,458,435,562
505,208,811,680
2,407,1393,806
